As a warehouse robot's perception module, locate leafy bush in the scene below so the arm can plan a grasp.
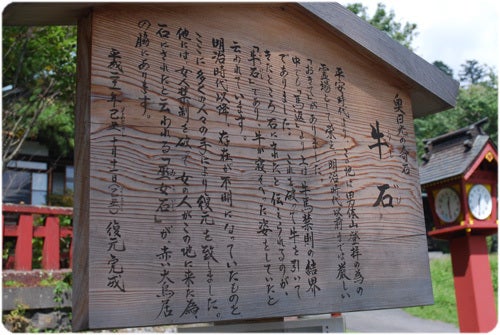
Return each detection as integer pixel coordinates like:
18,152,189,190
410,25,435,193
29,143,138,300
2,304,31,332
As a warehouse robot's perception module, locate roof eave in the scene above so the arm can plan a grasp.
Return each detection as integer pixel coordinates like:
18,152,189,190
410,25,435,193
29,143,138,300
420,174,462,189
2,2,98,26
298,2,459,118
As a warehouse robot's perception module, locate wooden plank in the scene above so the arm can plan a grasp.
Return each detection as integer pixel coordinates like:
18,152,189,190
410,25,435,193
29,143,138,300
42,217,61,270
60,227,73,238
33,226,46,237
3,225,18,237
2,204,73,215
15,215,33,270
72,11,92,332
76,3,433,330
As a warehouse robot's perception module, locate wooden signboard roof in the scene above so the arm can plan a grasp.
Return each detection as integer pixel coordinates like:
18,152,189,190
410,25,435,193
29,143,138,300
2,2,459,118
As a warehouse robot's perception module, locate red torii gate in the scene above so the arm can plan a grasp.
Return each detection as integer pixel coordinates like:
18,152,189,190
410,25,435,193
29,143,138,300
3,204,73,270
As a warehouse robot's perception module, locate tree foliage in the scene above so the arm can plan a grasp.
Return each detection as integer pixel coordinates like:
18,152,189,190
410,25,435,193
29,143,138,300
2,6,497,173
459,60,489,86
433,61,454,78
346,3,497,160
2,26,76,169
415,63,498,159
346,2,418,49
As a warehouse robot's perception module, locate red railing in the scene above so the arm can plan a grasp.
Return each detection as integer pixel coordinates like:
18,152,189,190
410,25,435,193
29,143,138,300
2,204,73,270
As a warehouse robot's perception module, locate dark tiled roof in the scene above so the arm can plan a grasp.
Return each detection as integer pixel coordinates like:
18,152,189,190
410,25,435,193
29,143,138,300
419,119,490,185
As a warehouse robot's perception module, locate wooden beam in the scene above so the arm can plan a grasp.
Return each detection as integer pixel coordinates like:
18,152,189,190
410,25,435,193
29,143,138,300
2,2,95,26
72,10,92,331
2,204,73,215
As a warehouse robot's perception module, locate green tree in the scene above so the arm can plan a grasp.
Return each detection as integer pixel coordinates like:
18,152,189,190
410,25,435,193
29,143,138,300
346,2,418,49
2,26,76,169
346,3,497,158
415,63,498,159
459,59,488,86
433,60,454,78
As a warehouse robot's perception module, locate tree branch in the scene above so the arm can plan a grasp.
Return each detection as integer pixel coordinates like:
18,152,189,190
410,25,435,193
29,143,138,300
2,79,60,170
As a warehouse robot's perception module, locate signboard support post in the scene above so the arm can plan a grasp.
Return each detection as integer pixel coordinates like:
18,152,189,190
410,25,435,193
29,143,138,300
449,235,497,332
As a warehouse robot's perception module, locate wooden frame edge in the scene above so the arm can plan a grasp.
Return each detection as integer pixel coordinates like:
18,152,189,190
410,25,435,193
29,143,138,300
72,10,92,332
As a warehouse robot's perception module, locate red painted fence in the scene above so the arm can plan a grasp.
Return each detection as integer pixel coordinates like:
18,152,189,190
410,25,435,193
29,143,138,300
2,204,73,270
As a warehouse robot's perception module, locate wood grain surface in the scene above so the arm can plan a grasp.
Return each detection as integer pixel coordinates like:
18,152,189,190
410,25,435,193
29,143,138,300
74,3,432,330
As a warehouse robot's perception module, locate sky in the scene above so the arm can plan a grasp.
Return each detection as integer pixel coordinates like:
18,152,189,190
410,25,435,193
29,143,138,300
2,0,498,78
338,0,500,78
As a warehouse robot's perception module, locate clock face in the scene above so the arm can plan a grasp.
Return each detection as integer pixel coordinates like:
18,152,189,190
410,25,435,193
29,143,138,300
435,188,461,223
468,184,493,220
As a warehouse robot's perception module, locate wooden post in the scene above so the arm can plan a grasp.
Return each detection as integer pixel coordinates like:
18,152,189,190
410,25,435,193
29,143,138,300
449,235,497,332
41,216,61,270
15,214,33,270
72,11,92,331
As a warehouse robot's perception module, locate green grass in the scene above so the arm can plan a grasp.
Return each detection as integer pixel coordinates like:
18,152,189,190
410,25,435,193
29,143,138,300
404,254,498,326
3,280,25,288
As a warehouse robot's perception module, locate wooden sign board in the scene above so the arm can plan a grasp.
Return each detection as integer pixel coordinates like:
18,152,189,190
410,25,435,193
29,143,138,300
74,3,432,330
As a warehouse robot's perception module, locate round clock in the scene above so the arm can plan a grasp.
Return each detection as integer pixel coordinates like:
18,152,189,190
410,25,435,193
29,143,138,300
435,187,461,223
468,184,493,220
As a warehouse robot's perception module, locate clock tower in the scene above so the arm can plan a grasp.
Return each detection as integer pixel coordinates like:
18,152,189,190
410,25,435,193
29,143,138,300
421,118,497,236
420,118,497,332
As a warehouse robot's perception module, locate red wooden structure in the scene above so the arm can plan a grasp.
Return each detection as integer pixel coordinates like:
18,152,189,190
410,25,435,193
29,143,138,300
421,119,497,333
2,203,73,270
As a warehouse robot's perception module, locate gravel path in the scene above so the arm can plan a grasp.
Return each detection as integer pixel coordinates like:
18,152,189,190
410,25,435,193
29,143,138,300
343,308,459,332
